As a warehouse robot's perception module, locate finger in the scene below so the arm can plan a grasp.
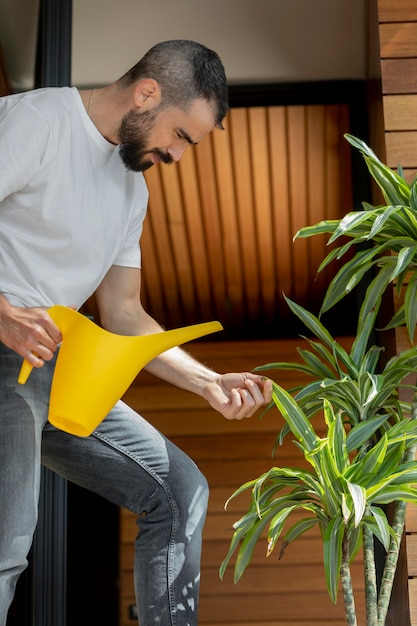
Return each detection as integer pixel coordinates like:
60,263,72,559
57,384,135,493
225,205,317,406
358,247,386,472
24,349,44,369
230,387,257,419
32,312,62,348
223,388,245,420
244,378,265,400
262,378,273,402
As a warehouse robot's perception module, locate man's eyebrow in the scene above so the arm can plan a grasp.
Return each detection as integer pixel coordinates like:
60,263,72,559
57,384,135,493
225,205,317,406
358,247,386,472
177,128,198,145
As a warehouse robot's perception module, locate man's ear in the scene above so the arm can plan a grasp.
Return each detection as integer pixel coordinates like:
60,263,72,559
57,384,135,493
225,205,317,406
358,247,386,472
133,78,161,111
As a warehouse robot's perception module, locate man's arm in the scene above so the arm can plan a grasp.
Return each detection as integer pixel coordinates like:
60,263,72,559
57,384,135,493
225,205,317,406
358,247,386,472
95,265,272,420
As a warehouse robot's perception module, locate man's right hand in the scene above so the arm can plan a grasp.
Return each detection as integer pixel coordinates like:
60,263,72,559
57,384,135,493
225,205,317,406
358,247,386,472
0,294,62,367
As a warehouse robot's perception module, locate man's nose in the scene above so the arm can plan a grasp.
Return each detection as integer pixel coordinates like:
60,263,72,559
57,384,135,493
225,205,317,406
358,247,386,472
167,141,189,162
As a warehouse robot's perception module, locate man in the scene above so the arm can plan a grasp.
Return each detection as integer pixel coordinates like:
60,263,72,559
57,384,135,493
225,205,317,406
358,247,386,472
0,40,272,625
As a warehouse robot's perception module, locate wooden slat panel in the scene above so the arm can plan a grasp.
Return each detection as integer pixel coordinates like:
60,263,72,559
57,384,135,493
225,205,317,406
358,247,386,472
410,578,417,626
211,116,245,326
140,103,354,338
287,106,310,307
407,534,417,577
381,59,417,94
383,95,417,131
269,106,293,323
159,163,197,314
305,105,327,304
142,166,183,327
385,131,417,168
120,591,364,625
380,23,417,58
120,562,365,599
228,108,260,321
178,148,215,321
137,217,166,322
407,504,417,531
249,107,276,325
378,0,417,23
194,132,229,323
198,591,364,623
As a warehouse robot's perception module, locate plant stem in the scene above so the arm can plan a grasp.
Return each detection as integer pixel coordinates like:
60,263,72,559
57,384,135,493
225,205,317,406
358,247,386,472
363,524,378,626
377,500,407,625
378,392,417,625
341,533,357,626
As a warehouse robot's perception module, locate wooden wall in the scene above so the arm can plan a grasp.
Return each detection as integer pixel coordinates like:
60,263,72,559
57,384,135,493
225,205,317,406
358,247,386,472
140,102,354,337
119,338,365,626
376,0,417,622
379,0,417,182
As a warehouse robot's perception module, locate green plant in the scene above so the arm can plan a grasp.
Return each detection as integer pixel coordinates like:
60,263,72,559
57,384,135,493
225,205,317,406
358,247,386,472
220,135,417,626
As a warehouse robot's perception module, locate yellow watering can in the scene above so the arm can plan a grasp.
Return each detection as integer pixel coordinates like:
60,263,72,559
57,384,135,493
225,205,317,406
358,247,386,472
18,305,222,437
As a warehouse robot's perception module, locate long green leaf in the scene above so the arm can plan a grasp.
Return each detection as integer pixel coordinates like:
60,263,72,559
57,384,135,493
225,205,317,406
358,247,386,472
327,211,379,244
282,516,320,546
370,485,417,505
347,482,366,527
345,414,389,452
323,516,345,603
271,383,318,451
283,297,357,376
390,245,417,281
320,250,383,314
404,272,417,343
233,505,294,582
295,220,340,240
344,134,410,205
368,506,391,551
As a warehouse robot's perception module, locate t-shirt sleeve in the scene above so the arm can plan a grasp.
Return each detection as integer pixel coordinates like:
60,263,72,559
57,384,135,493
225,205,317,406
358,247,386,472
113,186,148,269
0,97,50,202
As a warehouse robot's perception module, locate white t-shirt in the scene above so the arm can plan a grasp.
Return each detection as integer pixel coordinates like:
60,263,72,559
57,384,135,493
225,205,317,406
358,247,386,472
0,86,148,309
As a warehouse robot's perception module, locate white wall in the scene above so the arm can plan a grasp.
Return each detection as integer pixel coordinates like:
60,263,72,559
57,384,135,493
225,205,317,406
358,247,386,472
72,0,367,86
0,0,366,92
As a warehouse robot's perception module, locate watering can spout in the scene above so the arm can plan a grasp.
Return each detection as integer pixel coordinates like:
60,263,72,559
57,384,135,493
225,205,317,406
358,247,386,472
17,305,223,437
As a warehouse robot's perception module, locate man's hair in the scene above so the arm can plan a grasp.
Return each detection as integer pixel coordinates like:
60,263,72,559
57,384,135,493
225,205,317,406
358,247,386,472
118,40,229,128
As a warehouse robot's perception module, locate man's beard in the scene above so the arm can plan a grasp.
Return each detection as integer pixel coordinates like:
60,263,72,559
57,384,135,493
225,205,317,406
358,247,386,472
118,108,174,172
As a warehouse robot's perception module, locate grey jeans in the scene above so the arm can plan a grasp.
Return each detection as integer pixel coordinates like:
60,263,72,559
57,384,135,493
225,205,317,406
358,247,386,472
0,343,208,626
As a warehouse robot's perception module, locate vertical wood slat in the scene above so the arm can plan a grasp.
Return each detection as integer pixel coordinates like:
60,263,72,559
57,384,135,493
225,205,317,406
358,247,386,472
248,107,276,325
269,107,293,325
228,108,260,322
376,1,417,622
211,118,245,324
178,150,214,320
287,107,310,307
141,104,352,335
159,164,197,315
141,167,184,327
194,139,229,324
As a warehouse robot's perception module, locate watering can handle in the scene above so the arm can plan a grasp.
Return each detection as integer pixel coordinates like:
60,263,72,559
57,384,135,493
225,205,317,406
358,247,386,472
18,357,35,384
